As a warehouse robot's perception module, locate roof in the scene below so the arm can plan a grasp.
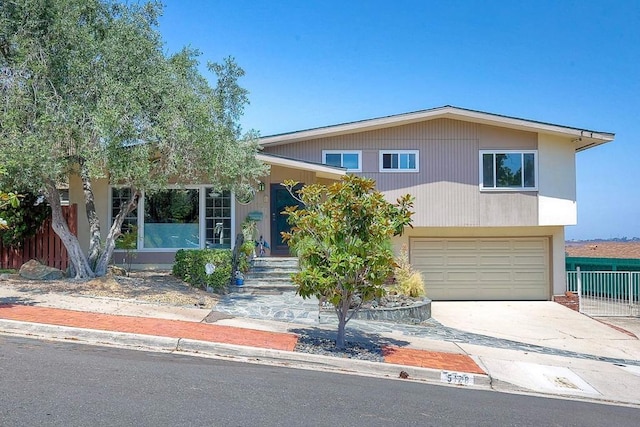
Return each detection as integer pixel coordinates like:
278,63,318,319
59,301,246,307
565,241,640,259
260,105,615,152
256,152,346,179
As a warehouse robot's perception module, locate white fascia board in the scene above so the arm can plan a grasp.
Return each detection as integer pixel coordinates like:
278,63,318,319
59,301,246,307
256,153,346,179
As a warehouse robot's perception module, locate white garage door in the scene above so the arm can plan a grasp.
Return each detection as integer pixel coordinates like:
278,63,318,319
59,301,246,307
411,237,549,301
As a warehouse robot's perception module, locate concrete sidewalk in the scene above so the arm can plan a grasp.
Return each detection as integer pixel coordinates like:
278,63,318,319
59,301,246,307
1,286,639,407
0,294,487,386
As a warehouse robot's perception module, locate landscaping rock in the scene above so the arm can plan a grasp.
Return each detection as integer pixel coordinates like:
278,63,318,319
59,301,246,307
19,259,64,281
108,265,128,276
85,275,122,292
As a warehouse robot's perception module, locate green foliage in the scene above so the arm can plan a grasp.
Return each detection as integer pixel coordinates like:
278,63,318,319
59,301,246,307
237,240,253,272
392,245,426,298
282,175,414,348
0,0,268,278
115,225,138,271
172,249,232,291
0,166,20,230
241,217,258,241
235,217,258,272
0,192,51,247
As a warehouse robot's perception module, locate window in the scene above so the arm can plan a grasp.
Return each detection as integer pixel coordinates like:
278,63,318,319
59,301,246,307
322,150,362,172
111,187,138,233
480,150,537,190
110,187,233,250
205,189,232,248
379,150,419,172
58,188,70,206
143,189,200,249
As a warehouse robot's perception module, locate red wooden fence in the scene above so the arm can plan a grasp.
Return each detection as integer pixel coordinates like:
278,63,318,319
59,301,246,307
0,204,78,271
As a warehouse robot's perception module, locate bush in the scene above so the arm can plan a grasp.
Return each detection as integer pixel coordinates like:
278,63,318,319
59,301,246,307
237,240,254,273
173,249,232,291
393,244,425,298
0,191,50,247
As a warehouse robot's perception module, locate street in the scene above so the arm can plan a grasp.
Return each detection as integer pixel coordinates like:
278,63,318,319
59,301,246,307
0,335,637,426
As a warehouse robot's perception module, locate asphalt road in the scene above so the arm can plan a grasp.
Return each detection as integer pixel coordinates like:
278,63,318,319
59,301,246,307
0,335,638,426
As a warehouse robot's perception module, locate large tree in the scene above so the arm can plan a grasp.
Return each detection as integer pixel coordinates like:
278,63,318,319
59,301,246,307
282,175,414,349
0,0,268,277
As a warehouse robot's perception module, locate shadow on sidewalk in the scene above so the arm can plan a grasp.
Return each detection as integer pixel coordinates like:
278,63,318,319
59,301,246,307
0,298,37,306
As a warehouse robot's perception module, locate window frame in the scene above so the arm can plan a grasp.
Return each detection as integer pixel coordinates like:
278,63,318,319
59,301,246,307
109,185,236,252
322,150,362,172
378,150,420,173
479,150,538,191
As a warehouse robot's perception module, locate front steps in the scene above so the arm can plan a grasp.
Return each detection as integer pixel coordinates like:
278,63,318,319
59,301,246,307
238,257,299,294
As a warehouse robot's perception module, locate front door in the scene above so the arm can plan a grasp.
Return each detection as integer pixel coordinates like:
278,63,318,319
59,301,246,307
270,183,303,256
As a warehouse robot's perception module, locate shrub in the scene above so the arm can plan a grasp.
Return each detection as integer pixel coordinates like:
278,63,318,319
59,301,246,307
173,249,232,291
393,245,425,298
0,191,50,247
115,225,138,272
237,240,254,273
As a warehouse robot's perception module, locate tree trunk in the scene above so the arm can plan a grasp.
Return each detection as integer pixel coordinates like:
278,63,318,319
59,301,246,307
44,180,95,279
335,292,351,349
336,315,347,349
80,160,102,268
94,190,139,276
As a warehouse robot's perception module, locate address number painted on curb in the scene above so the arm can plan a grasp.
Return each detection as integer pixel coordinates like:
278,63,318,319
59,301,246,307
441,371,474,386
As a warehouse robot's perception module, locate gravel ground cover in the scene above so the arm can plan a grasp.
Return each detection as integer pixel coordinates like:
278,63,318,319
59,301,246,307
293,330,385,362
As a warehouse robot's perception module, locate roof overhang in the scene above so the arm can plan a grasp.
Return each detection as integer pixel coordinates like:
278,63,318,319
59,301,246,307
257,153,346,179
259,106,615,152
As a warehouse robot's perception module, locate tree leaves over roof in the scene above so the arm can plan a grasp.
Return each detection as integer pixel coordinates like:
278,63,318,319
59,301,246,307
0,0,267,194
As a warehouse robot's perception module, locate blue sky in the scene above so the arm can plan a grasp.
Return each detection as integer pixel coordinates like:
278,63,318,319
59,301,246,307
157,0,639,240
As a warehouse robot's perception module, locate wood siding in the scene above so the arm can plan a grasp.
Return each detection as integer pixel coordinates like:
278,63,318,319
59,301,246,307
233,165,314,253
263,118,539,227
0,204,77,270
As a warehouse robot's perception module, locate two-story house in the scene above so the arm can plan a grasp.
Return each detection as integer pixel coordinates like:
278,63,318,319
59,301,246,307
83,106,613,301
255,106,614,301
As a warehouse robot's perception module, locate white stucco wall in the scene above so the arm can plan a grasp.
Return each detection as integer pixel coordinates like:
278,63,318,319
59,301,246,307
550,226,566,296
537,134,577,225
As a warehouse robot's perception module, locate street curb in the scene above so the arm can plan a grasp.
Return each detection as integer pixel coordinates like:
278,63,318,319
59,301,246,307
0,319,491,389
0,319,180,352
178,338,492,388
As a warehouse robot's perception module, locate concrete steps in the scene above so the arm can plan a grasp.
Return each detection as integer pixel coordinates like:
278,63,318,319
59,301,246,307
239,257,299,294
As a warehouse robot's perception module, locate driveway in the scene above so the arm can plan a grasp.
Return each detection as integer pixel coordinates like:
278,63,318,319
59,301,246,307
431,301,640,360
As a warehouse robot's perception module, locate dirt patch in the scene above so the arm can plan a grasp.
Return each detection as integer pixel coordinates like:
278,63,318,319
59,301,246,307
0,270,219,309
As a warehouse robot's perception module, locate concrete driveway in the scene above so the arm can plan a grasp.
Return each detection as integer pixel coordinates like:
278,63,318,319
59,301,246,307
431,301,640,360
431,301,640,402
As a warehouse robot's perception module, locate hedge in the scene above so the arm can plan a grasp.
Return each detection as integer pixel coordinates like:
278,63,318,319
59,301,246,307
173,249,232,291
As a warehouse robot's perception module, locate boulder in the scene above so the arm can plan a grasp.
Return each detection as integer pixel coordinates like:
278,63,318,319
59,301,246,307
85,276,121,292
19,259,65,281
108,265,128,277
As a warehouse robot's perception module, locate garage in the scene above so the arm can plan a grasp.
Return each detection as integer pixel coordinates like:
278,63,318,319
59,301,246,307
410,237,550,301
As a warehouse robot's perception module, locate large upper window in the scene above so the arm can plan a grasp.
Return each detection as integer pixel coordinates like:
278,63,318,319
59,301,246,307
480,150,537,190
322,150,362,172
379,150,419,172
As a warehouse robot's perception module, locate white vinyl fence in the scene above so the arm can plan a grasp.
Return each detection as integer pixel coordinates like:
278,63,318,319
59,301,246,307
566,268,640,317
